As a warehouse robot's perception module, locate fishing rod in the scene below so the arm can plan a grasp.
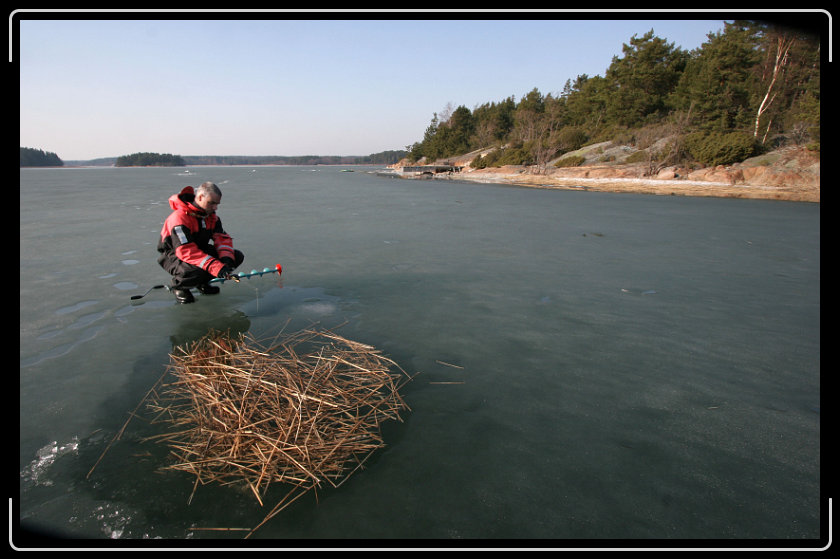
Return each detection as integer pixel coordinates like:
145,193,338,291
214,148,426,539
129,263,282,301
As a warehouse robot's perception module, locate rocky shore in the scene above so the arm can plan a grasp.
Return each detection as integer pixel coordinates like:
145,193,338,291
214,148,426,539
389,143,820,203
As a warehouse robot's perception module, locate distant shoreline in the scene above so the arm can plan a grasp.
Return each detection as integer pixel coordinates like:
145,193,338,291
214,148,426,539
21,162,382,169
22,161,819,203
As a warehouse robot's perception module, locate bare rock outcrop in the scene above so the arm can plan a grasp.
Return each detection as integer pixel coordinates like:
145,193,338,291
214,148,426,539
390,145,819,202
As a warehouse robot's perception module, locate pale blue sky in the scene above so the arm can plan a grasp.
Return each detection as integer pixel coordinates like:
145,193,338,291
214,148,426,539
18,13,733,161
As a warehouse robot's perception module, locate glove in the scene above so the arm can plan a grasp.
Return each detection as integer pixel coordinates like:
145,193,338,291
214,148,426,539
217,265,236,280
220,256,236,267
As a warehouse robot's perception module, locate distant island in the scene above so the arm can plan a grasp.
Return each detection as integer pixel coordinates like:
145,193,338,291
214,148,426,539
20,147,62,167
115,152,186,167
181,151,408,166
23,149,409,167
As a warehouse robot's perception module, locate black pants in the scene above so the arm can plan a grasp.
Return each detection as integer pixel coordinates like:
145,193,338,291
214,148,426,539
158,248,245,289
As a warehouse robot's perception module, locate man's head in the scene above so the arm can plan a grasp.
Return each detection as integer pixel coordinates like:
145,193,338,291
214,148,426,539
194,182,222,214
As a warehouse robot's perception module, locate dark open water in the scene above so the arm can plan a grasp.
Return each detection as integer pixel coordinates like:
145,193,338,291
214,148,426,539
18,166,822,547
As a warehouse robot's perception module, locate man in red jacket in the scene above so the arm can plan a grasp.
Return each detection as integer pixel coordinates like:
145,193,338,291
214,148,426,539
157,181,244,303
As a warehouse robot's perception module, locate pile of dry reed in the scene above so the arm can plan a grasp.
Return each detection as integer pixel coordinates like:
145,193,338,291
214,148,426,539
143,327,410,534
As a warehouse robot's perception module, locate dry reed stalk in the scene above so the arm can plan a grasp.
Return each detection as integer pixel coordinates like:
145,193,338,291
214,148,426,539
142,327,411,536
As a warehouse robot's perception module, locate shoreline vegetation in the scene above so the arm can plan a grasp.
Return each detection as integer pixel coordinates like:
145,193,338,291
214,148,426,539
395,22,820,204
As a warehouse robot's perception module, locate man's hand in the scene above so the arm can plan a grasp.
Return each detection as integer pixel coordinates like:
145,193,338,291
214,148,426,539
218,265,239,282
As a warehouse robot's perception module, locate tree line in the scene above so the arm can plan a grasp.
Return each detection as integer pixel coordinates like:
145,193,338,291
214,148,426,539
406,20,821,173
20,147,63,167
115,152,186,167
184,151,407,166
29,150,408,167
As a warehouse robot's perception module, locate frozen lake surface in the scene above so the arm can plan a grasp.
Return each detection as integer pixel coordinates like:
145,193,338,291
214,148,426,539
19,166,821,546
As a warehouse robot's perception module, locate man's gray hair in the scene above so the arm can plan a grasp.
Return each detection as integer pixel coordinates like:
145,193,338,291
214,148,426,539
197,181,222,197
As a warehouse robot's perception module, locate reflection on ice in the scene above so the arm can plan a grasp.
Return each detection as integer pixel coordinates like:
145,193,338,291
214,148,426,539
21,325,105,367
237,285,343,323
55,300,98,315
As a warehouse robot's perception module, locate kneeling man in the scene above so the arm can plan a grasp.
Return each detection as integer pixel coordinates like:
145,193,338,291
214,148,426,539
157,181,244,304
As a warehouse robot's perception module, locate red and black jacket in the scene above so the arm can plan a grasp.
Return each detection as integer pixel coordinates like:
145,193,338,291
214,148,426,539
157,186,235,278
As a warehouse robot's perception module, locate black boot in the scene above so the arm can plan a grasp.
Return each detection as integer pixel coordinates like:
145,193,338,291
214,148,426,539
197,284,220,295
173,288,195,304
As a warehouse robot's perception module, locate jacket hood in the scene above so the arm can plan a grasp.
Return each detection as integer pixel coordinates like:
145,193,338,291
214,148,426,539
168,186,206,216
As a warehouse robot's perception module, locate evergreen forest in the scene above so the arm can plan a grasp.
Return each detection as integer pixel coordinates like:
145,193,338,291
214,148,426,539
115,152,186,167
20,147,63,167
406,21,821,174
